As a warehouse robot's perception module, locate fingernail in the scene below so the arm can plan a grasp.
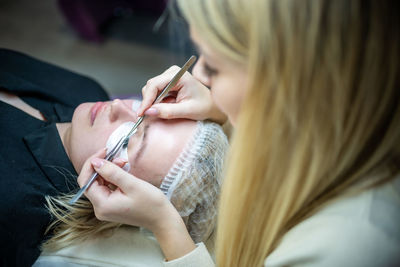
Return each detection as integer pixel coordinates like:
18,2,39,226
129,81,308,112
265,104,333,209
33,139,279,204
115,157,128,162
91,158,104,168
114,158,128,165
144,107,158,116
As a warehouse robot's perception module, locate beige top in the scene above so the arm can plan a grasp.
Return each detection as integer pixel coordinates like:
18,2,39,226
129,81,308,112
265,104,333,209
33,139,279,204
33,227,215,267
167,175,400,267
265,175,400,267
34,227,165,267
34,175,400,266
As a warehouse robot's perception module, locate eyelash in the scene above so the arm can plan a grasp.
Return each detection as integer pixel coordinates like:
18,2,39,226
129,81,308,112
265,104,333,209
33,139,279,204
203,62,218,77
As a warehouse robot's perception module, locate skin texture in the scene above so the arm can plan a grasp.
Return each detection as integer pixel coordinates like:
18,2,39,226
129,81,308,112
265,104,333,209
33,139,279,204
136,66,227,125
190,29,248,125
64,99,197,187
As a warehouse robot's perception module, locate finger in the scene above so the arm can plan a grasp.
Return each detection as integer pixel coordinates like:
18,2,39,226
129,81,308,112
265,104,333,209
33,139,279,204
91,159,138,193
84,179,113,207
138,86,158,117
137,66,181,116
88,157,127,190
112,157,128,168
145,102,198,120
77,148,107,187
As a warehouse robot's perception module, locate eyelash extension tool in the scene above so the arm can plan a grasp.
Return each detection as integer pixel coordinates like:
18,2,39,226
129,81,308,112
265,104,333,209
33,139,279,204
69,55,196,205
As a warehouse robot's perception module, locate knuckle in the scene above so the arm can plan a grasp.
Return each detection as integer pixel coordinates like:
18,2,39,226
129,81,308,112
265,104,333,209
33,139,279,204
125,183,135,192
141,86,147,94
95,209,106,221
78,174,89,187
94,203,116,222
146,78,154,87
109,168,121,184
162,108,172,119
152,192,168,209
168,65,179,72
93,204,107,221
77,177,83,187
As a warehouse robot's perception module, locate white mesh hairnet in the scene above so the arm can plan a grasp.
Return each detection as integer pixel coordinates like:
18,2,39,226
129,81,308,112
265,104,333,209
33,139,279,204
160,120,229,243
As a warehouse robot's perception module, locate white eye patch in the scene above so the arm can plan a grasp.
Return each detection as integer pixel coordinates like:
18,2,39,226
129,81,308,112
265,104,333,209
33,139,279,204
106,121,135,172
131,99,141,112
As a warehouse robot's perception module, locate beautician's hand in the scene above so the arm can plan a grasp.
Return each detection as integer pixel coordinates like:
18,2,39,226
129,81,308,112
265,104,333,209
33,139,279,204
77,149,196,261
137,66,227,124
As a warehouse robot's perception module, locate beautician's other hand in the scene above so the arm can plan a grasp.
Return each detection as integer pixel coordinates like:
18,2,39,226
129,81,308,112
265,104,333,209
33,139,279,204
137,66,227,124
77,149,196,260
77,149,176,230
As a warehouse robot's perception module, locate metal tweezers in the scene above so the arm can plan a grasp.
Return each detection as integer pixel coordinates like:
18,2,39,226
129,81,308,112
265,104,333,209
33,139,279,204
69,55,197,204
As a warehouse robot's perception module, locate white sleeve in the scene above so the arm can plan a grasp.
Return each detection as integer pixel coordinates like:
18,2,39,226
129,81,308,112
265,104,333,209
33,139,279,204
163,243,215,267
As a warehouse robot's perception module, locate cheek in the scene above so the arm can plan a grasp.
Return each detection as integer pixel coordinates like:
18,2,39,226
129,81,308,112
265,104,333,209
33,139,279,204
69,129,108,173
211,77,245,122
69,104,116,173
71,103,90,125
69,104,91,172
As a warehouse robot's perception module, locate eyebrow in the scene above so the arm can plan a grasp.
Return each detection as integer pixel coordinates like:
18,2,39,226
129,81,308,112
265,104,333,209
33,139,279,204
132,124,149,165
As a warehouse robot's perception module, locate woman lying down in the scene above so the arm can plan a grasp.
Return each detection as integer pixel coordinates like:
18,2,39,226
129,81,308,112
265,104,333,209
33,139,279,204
0,49,228,266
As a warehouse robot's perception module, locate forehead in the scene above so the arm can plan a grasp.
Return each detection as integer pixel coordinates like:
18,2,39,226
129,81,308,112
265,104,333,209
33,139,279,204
128,118,197,184
190,28,214,60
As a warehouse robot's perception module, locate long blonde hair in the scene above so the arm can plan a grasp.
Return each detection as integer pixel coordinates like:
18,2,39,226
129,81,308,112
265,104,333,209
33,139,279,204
42,194,121,252
178,0,400,266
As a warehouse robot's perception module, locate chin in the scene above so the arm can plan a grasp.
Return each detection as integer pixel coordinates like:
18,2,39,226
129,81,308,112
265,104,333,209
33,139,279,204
71,103,91,126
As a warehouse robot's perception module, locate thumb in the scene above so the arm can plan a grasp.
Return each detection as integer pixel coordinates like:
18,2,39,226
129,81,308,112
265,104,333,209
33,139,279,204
91,158,138,193
144,102,194,120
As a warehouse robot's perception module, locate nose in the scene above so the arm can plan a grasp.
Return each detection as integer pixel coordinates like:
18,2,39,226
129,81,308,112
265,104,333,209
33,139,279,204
109,99,137,122
192,56,211,88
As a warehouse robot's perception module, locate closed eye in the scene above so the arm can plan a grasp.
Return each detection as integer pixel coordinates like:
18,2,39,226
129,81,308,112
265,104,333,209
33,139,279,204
203,62,218,77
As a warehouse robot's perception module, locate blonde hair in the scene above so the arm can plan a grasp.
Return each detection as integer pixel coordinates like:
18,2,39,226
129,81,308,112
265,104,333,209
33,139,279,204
178,0,400,266
42,195,121,252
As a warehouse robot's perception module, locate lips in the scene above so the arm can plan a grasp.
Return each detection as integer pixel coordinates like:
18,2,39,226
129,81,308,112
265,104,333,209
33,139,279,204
90,102,105,125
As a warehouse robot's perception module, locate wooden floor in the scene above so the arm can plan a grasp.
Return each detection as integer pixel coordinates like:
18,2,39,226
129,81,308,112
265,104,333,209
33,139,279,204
0,0,181,97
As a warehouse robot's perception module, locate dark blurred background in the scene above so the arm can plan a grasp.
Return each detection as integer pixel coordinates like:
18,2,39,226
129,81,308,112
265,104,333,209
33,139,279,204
0,0,195,97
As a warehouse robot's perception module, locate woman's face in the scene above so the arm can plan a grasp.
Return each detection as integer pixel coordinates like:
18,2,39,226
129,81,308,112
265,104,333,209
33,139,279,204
190,28,248,125
68,99,197,187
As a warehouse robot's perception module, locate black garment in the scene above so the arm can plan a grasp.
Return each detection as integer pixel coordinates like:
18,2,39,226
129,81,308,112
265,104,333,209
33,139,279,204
0,49,109,266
